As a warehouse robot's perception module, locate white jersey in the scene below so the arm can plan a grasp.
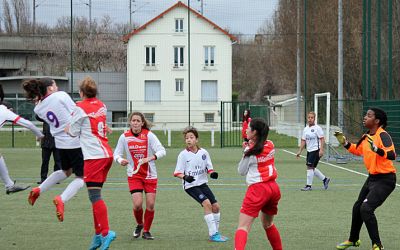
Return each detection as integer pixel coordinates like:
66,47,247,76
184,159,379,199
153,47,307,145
34,91,80,149
174,148,214,189
301,124,324,152
0,105,43,137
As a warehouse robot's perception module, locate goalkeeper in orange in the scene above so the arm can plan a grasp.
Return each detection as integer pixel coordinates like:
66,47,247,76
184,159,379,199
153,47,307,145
334,107,396,250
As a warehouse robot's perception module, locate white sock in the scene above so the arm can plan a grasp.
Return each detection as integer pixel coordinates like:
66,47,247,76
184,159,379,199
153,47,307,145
306,169,314,186
39,170,68,193
314,169,326,181
204,213,217,236
0,156,14,187
213,212,220,232
60,177,84,203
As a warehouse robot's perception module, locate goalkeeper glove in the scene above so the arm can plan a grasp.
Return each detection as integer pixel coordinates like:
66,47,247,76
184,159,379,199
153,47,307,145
210,172,218,179
183,175,195,183
334,131,347,145
366,134,378,152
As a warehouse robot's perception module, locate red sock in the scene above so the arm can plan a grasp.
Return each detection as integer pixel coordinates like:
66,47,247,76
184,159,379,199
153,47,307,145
91,207,101,235
133,208,143,225
143,209,155,232
265,224,282,250
234,229,248,250
93,200,110,237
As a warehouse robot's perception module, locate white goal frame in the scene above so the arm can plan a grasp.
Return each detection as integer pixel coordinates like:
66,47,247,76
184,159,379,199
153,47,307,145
314,92,331,145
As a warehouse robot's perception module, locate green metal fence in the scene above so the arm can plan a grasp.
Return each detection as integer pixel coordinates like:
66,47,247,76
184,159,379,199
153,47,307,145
220,101,270,147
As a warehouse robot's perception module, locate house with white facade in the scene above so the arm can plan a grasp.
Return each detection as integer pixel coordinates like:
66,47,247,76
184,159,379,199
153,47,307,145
123,1,237,130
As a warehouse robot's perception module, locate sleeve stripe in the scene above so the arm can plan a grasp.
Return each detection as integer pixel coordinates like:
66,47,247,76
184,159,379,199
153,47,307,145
174,172,183,177
13,116,21,124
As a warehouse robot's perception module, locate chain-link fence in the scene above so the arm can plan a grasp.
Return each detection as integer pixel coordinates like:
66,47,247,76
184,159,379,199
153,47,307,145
1,0,399,152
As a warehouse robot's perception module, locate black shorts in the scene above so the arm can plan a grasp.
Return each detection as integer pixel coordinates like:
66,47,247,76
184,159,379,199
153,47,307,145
306,150,320,168
59,148,84,177
185,183,217,205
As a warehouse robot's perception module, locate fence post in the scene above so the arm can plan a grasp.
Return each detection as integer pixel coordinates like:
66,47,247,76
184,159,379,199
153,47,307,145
168,129,171,147
11,123,15,148
211,128,214,147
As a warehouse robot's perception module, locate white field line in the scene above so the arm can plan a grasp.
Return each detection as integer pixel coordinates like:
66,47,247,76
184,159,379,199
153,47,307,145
105,182,361,187
282,149,400,187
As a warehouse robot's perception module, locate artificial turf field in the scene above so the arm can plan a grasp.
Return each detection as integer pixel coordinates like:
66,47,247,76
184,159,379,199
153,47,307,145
0,147,399,250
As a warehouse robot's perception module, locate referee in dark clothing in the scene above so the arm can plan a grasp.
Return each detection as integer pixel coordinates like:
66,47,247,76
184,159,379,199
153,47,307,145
38,122,61,184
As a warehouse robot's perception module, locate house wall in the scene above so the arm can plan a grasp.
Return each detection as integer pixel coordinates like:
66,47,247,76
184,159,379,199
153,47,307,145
127,7,233,130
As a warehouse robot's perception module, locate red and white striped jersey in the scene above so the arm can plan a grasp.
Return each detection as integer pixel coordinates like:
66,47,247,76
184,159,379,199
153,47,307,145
238,140,277,185
68,97,112,160
114,129,166,179
0,104,43,137
174,148,214,189
34,91,80,149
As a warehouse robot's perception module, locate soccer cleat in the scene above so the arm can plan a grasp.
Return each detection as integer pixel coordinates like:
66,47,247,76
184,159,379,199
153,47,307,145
336,239,361,249
142,231,154,240
101,231,116,250
209,232,228,242
6,181,30,195
53,195,65,222
301,185,312,191
372,243,384,250
28,187,41,206
88,234,102,250
132,224,143,238
323,177,331,190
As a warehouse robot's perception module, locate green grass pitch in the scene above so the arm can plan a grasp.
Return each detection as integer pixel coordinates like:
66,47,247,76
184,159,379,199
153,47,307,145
0,147,399,249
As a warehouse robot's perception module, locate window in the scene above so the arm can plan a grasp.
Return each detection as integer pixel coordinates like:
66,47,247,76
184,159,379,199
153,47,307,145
204,113,215,123
175,79,184,92
201,80,218,102
145,46,156,66
175,18,184,32
174,46,184,67
143,113,155,123
145,80,161,102
204,46,215,66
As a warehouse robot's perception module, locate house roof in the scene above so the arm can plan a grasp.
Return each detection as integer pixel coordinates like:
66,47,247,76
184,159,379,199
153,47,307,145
123,1,237,42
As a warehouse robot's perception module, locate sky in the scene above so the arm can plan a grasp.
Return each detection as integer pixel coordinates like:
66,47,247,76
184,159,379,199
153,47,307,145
28,0,278,35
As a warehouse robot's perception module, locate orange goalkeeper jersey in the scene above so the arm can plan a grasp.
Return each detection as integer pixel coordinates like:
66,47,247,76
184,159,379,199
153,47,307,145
347,127,396,175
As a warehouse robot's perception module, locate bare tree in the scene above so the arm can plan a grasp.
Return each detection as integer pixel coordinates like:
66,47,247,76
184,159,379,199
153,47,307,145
12,0,31,34
3,0,13,33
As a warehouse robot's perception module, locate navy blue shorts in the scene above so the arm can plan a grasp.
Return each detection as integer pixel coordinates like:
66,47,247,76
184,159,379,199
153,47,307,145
185,183,217,205
306,150,320,168
59,148,84,177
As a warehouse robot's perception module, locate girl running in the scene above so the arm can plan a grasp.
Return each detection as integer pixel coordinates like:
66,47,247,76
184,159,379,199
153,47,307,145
235,118,282,250
174,126,228,242
114,112,166,240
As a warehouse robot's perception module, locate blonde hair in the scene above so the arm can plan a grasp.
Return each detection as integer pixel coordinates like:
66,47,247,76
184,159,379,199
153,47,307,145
79,76,98,98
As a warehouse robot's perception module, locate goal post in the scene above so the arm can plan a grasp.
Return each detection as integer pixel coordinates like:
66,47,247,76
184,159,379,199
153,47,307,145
314,92,331,160
314,92,331,144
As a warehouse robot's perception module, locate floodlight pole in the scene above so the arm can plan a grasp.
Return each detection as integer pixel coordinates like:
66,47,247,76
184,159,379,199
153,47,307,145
70,0,74,95
338,0,344,130
188,0,191,125
296,0,301,146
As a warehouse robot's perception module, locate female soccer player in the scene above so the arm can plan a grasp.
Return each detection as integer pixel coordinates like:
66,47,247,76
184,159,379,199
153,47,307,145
0,84,43,194
296,111,330,191
242,109,251,145
65,77,116,249
335,108,396,250
113,112,166,240
22,78,85,222
235,118,282,250
174,126,228,242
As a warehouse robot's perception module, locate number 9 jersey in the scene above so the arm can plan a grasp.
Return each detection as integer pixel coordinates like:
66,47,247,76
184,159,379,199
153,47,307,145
34,91,80,149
